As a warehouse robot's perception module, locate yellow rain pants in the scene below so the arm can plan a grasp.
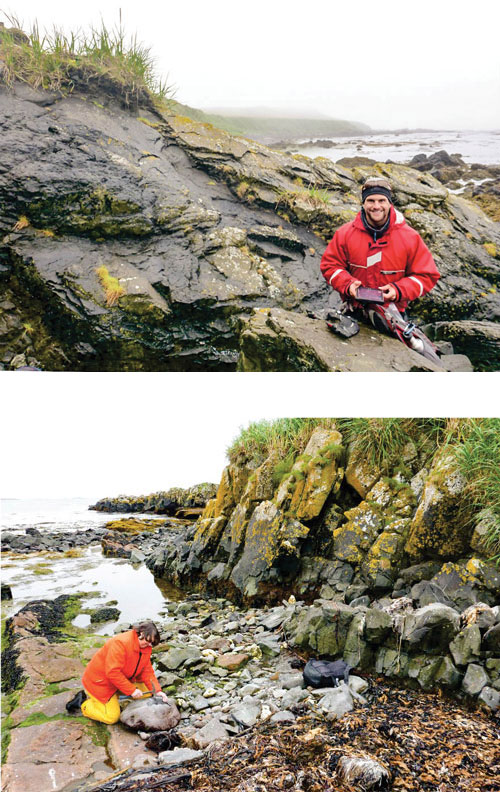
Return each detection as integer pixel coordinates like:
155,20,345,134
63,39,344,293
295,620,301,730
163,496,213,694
81,682,150,725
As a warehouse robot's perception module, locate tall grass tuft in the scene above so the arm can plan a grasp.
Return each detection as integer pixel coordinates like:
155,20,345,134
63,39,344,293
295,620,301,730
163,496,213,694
0,15,172,105
226,418,336,467
336,418,446,471
443,418,500,557
226,417,500,556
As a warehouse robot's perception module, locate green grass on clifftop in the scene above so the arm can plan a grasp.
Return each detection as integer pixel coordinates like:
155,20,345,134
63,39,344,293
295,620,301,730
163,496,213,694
0,17,171,104
227,418,500,554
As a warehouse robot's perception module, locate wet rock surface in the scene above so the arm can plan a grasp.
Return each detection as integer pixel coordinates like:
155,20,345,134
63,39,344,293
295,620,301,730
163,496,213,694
1,85,499,371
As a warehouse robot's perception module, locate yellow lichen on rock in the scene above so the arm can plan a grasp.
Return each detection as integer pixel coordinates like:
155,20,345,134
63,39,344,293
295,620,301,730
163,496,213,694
283,429,344,521
404,452,471,560
333,502,384,564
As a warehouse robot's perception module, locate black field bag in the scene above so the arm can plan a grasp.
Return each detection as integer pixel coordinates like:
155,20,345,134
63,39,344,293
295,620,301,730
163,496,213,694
303,659,351,688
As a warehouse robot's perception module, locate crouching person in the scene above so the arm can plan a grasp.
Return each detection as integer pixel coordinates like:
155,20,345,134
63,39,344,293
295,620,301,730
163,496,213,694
79,620,169,725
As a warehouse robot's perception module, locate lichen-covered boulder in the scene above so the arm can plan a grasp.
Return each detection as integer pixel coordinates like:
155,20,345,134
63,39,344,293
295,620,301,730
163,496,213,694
345,448,381,499
279,428,344,521
333,502,384,565
364,608,392,643
230,501,308,598
462,664,489,695
433,656,462,688
405,453,471,560
343,612,373,669
361,519,411,589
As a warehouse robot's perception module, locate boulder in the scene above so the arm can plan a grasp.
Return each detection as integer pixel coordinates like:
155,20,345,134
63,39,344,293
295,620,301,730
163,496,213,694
402,603,460,654
230,501,309,597
332,502,384,565
462,664,489,696
478,687,500,711
188,718,230,749
237,308,451,372
157,747,204,766
119,697,181,732
156,647,202,670
405,453,471,560
449,625,482,666
278,428,344,521
230,700,262,728
363,608,392,643
483,623,500,653
410,580,454,608
317,683,354,720
426,321,500,371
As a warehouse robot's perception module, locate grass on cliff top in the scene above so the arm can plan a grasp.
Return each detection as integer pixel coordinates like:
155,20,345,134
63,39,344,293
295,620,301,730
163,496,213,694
227,418,337,467
443,418,500,556
0,16,172,104
227,417,500,554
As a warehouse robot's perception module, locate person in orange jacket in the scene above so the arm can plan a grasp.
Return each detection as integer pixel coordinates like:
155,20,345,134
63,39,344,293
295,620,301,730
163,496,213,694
74,621,169,724
320,177,440,313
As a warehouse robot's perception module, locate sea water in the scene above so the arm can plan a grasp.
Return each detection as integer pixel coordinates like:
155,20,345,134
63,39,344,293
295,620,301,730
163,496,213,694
1,497,183,633
295,129,500,166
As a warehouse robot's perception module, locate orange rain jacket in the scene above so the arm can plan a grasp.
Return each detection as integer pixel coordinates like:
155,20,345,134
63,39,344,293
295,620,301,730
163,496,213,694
82,629,161,702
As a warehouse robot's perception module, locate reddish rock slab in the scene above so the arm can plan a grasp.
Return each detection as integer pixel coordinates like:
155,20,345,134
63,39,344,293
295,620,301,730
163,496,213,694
30,654,85,682
216,652,249,671
107,724,156,769
4,720,107,792
10,690,77,727
2,760,95,792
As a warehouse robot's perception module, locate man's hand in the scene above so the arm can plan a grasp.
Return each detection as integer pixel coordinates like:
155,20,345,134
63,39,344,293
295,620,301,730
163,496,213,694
131,688,144,699
348,280,362,298
379,284,398,302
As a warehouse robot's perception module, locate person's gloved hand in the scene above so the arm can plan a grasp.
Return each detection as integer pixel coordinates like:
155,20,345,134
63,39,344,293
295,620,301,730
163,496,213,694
131,688,144,699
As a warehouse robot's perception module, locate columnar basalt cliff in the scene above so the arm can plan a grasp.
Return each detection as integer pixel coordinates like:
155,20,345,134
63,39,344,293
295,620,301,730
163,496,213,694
1,80,499,370
145,421,499,699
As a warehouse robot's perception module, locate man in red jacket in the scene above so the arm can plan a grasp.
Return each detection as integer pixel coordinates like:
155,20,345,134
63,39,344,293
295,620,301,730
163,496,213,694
320,177,440,315
71,621,169,724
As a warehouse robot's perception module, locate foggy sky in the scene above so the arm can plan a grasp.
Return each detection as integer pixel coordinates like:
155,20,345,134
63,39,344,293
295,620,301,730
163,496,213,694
4,0,500,130
1,373,497,500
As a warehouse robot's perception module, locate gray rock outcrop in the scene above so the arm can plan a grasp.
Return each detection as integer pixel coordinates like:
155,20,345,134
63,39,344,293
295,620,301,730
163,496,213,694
1,83,498,371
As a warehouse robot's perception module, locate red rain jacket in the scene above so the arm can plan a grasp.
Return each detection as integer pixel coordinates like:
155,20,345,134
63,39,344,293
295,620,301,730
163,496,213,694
82,629,161,702
320,206,440,311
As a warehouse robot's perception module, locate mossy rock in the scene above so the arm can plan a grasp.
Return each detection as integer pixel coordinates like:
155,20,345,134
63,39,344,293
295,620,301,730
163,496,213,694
405,453,471,560
333,502,384,565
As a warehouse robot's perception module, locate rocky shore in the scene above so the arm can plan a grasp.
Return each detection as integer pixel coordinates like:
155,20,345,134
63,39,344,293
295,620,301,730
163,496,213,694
2,587,499,792
89,484,217,517
1,80,499,370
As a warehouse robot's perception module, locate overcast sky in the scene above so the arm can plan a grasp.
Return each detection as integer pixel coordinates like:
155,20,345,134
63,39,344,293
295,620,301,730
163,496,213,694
3,0,500,129
1,373,497,500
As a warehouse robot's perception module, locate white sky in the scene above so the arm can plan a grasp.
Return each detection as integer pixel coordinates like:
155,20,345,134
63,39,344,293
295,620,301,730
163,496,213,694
1,373,498,500
3,0,500,129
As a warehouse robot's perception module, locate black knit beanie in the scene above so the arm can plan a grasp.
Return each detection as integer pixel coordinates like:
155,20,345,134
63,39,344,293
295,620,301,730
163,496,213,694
361,178,393,204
